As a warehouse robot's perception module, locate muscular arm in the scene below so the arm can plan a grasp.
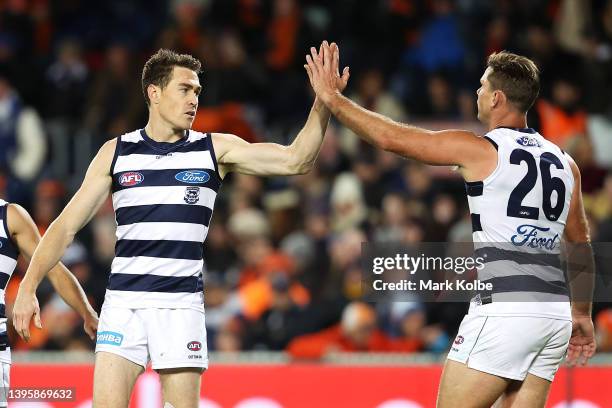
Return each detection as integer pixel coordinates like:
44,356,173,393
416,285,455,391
563,156,596,366
213,43,348,179
7,204,97,337
213,98,331,178
304,42,495,179
13,139,114,340
19,139,115,292
326,94,493,167
563,157,594,316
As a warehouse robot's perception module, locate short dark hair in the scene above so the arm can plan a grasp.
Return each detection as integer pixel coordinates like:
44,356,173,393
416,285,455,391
141,49,202,106
486,51,540,113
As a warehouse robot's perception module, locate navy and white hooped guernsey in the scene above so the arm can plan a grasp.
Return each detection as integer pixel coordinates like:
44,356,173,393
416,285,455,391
0,199,18,354
466,127,574,320
106,129,221,309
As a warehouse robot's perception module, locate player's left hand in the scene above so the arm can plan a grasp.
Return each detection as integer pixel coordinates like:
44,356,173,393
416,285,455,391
304,41,350,106
83,307,99,340
566,314,596,367
12,288,42,342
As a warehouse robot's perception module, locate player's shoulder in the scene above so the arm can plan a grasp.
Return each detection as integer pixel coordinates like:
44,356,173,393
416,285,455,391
209,132,248,158
115,129,143,145
5,202,35,234
483,127,538,146
188,129,210,142
100,129,144,156
95,130,143,174
562,150,580,180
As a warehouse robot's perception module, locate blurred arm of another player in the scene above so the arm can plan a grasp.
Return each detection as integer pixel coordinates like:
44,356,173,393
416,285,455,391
211,42,348,178
7,204,98,340
304,42,496,181
12,139,115,342
563,156,596,367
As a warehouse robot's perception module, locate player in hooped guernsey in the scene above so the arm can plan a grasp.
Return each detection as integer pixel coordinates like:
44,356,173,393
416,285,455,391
0,200,96,408
106,129,220,309
466,126,575,319
13,45,348,408
305,45,595,407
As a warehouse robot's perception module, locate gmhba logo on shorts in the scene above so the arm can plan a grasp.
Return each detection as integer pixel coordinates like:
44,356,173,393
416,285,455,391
187,341,202,351
119,171,144,186
175,170,210,184
97,331,124,346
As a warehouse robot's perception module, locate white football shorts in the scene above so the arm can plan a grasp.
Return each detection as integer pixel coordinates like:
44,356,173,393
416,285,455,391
447,313,571,381
95,306,208,370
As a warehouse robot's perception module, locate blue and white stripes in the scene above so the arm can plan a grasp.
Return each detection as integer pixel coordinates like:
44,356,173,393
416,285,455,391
105,129,220,309
0,199,18,352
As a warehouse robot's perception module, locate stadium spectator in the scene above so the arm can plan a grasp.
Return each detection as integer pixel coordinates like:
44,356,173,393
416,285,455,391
534,76,587,149
0,68,47,201
287,302,421,359
595,308,612,352
339,68,406,157
83,43,144,148
0,0,610,356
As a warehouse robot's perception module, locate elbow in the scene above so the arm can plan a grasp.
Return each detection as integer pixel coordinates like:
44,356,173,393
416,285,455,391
48,218,77,244
290,160,313,175
285,144,314,175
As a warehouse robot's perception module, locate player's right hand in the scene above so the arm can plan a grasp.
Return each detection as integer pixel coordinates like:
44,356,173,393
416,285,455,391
12,288,42,342
304,41,350,106
83,308,99,340
566,314,596,367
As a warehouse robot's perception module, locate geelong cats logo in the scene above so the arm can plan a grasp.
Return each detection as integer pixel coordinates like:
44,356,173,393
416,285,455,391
184,186,200,204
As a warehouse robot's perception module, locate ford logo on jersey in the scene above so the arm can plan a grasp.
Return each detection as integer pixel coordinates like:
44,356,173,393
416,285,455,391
119,172,144,186
516,136,542,147
511,224,559,250
97,331,124,346
175,170,210,184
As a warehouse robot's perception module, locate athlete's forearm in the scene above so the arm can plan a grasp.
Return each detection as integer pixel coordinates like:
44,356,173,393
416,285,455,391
326,92,429,155
48,264,95,318
566,242,595,316
287,97,331,173
19,219,76,293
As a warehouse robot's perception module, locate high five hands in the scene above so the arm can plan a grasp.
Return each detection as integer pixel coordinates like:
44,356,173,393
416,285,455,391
304,41,350,106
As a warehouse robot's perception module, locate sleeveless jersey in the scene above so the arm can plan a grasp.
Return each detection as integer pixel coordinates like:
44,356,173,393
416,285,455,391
106,129,221,309
466,127,574,320
0,199,18,355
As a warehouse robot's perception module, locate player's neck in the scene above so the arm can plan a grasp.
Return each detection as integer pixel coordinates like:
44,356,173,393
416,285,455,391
486,110,528,132
144,117,187,143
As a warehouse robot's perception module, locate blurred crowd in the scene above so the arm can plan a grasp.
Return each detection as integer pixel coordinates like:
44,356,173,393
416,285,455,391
0,0,611,357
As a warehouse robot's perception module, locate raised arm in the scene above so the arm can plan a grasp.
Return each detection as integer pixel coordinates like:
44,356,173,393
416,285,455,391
7,204,98,341
563,156,596,366
213,98,329,177
213,42,349,178
304,43,495,174
13,138,115,341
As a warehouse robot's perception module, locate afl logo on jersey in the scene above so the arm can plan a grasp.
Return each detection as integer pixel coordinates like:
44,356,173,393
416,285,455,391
119,172,144,187
516,136,542,147
187,341,202,351
175,170,210,184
